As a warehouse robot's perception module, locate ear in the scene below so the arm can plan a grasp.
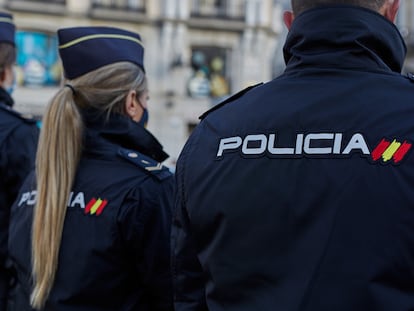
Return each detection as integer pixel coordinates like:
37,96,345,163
0,66,8,84
283,11,294,30
383,0,400,22
125,90,138,119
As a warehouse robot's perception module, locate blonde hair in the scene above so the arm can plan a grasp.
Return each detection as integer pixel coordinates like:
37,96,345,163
31,61,147,309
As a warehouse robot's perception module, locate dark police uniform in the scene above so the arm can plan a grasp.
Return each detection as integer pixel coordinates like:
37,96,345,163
0,12,38,310
172,6,414,311
7,26,174,311
8,112,173,311
0,11,39,309
0,89,38,311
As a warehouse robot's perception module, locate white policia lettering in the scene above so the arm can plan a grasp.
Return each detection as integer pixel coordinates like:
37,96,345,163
67,191,86,209
217,132,370,157
18,190,37,206
18,191,86,208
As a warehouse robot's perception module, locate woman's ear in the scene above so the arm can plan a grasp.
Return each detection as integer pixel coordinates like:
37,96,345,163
125,90,138,119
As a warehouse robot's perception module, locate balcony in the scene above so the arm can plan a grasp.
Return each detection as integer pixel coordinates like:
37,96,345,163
90,0,148,22
6,0,66,15
189,0,245,32
91,0,145,12
191,0,244,20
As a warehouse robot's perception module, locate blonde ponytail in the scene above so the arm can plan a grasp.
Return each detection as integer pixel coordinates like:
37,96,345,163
31,87,83,309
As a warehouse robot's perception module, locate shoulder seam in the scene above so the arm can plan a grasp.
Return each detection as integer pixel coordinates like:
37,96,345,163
199,82,263,120
117,148,172,181
0,105,38,124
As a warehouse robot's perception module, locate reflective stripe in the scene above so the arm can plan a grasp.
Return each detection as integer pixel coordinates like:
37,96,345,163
59,34,143,49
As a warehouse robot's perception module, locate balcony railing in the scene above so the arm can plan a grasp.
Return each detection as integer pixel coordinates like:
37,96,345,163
91,0,145,12
6,0,66,14
10,0,65,2
190,0,245,20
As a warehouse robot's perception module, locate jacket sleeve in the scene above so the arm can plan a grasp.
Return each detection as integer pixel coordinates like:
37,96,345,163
6,123,38,203
171,140,208,311
0,123,38,310
118,176,175,311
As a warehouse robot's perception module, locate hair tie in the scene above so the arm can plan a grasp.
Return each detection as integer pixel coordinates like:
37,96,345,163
64,84,76,95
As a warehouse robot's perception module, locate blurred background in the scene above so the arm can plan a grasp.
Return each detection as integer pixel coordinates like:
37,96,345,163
1,0,414,168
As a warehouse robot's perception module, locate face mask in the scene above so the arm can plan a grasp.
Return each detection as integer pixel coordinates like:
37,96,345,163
6,80,16,95
138,108,149,128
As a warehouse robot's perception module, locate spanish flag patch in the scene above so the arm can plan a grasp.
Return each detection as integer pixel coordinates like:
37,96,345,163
84,198,108,216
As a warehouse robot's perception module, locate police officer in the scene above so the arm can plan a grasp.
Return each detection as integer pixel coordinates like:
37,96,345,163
172,0,414,310
7,27,173,310
0,12,39,310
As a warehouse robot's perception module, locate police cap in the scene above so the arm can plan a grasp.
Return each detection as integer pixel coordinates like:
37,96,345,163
57,26,145,80
0,12,15,45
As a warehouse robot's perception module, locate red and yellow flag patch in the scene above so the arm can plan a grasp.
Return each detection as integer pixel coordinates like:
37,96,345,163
84,198,108,216
371,139,412,164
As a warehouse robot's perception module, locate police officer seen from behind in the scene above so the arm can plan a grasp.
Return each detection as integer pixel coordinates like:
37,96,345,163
0,11,39,311
172,0,414,310
7,26,174,310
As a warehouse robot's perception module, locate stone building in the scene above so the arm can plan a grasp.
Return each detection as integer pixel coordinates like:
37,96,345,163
4,0,412,168
0,0,283,168
398,0,414,72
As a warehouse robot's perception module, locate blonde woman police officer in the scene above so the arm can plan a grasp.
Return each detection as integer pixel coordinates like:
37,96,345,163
7,26,173,311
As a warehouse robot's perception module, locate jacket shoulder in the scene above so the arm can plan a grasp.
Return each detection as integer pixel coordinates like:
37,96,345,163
199,82,263,120
0,104,38,126
117,148,173,181
405,72,414,83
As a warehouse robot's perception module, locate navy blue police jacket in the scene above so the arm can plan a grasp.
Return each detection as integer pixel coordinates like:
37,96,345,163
7,111,174,311
172,6,414,311
0,87,39,311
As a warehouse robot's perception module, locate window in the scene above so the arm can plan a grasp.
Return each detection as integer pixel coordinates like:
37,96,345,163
191,0,244,19
192,0,225,16
92,0,145,10
17,0,66,2
187,47,230,99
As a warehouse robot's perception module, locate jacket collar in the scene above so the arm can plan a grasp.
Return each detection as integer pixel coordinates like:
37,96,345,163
283,5,406,74
82,109,169,163
0,86,14,108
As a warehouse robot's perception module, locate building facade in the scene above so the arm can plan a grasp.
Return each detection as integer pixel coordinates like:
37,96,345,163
398,0,414,72
4,0,412,167
0,0,283,167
